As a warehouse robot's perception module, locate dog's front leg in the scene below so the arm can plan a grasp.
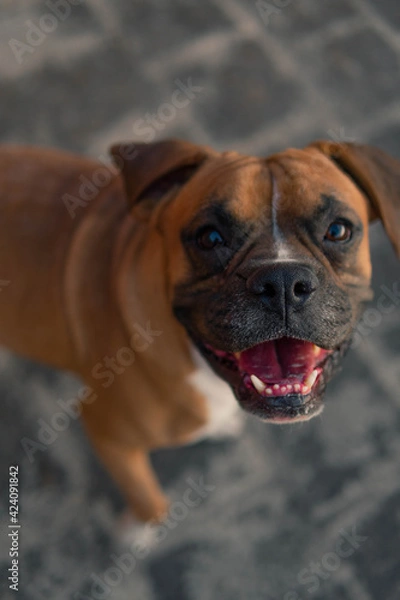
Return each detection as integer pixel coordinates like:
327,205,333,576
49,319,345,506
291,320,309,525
84,432,169,523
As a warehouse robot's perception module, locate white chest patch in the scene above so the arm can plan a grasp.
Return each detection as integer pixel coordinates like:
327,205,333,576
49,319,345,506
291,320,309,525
187,345,244,442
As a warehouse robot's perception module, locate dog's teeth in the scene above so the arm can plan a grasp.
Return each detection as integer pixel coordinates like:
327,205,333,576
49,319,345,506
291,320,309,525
302,385,309,394
273,384,280,390
266,388,273,395
294,383,301,393
250,374,266,394
281,386,287,393
313,344,322,357
286,384,293,392
305,369,319,389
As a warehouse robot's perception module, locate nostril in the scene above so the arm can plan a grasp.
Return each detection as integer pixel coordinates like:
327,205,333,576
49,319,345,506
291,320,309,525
293,281,313,297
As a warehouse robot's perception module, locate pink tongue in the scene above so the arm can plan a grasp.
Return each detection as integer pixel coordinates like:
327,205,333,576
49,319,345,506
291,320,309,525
238,337,315,382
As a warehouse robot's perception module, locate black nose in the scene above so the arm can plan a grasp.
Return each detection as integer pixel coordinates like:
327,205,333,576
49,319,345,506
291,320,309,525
246,263,319,312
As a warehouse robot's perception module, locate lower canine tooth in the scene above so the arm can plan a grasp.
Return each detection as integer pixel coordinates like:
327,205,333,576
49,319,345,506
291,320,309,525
250,374,266,394
313,344,322,357
305,369,319,389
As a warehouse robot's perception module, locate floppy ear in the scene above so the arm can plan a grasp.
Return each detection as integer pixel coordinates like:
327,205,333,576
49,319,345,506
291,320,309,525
109,139,213,208
310,140,400,257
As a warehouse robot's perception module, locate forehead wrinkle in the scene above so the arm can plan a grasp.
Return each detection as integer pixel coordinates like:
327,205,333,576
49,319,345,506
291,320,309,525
203,157,271,222
184,198,239,231
187,155,265,216
204,155,261,182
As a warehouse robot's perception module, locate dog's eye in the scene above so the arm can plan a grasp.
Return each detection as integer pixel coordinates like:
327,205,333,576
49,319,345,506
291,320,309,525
324,221,352,243
196,227,225,250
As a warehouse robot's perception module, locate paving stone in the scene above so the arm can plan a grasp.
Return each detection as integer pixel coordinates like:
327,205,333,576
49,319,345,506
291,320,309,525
372,0,400,25
370,123,400,159
0,39,154,150
254,0,357,38
1,1,99,46
352,492,400,600
119,0,234,58
311,28,400,120
183,40,304,142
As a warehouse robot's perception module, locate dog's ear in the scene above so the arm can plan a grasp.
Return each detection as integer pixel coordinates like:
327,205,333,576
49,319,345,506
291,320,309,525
311,140,400,256
109,139,213,207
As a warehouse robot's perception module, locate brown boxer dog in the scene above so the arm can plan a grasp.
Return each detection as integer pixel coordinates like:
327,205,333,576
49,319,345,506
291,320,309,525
0,139,399,522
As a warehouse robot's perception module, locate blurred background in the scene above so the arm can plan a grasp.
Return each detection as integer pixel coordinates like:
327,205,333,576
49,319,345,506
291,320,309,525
0,1,399,599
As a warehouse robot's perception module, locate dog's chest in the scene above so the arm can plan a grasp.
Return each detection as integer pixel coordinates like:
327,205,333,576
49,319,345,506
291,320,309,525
187,346,243,441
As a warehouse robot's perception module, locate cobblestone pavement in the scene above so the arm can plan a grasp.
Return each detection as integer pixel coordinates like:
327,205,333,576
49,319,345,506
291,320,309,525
0,1,399,599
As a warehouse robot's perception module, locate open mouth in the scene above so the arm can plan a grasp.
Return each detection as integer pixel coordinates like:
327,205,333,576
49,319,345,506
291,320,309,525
202,337,335,422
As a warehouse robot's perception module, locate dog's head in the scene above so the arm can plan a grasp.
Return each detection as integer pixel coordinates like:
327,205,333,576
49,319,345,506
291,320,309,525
111,139,400,423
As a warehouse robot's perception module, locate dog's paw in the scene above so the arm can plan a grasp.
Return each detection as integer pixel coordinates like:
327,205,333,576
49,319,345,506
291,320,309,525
117,510,159,550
